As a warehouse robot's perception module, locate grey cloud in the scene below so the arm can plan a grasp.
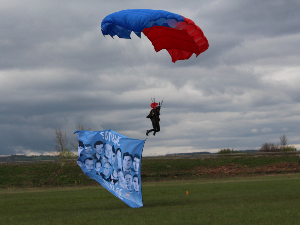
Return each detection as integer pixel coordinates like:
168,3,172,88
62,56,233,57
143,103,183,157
1,0,300,156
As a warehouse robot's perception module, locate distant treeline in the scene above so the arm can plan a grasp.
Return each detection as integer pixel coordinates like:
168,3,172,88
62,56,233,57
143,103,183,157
166,150,259,156
0,154,60,163
1,151,261,162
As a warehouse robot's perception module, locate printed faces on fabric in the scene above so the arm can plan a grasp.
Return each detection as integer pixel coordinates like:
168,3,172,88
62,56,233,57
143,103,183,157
75,130,145,208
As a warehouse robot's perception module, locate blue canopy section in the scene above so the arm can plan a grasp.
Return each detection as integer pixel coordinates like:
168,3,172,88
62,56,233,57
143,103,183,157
101,9,184,38
75,129,145,208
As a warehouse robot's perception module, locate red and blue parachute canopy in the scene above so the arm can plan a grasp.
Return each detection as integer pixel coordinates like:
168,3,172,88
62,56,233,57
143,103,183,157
101,9,209,63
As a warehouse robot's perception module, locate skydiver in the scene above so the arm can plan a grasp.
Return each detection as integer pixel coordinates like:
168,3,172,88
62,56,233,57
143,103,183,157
146,105,161,136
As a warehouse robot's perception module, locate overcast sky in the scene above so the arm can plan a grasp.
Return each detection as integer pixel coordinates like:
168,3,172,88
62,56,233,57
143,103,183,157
1,0,300,156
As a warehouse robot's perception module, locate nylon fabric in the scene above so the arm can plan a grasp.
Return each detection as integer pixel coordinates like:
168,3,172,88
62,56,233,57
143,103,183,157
101,9,209,62
75,129,145,208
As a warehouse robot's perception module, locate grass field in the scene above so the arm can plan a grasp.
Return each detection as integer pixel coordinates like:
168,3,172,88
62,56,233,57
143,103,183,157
1,155,299,188
1,174,300,225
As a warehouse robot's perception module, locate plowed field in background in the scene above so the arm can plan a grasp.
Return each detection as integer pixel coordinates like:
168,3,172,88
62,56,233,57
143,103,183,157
141,156,300,180
1,156,300,188
194,162,300,176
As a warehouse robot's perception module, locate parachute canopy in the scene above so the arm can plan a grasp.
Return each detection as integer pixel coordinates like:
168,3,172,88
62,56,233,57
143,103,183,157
101,9,209,63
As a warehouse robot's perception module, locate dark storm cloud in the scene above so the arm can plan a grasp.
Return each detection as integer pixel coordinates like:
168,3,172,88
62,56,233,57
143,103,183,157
1,0,300,156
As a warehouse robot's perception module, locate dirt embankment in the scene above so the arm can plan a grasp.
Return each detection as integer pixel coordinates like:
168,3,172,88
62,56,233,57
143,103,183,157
194,162,300,176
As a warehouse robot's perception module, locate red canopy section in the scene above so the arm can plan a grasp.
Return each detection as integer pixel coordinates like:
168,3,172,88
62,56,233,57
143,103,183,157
143,17,209,63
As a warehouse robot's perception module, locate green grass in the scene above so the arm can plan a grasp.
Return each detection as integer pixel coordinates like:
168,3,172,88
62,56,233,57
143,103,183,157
1,174,300,225
1,156,299,188
141,156,300,180
143,155,299,171
0,161,97,188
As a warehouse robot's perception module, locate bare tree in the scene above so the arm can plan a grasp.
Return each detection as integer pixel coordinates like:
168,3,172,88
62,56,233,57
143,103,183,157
55,128,69,154
259,142,280,152
70,124,92,151
280,134,288,148
75,124,91,132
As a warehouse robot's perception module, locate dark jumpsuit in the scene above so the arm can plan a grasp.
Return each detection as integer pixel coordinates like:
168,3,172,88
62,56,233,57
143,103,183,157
146,108,160,135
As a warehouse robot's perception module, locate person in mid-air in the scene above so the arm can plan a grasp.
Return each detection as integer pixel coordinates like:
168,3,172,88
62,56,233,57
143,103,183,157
146,104,161,136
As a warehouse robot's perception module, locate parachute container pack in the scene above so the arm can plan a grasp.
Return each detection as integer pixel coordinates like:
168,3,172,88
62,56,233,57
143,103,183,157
75,129,145,208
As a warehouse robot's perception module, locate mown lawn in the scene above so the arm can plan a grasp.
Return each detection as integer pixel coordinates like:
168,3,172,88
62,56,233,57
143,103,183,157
1,174,300,225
